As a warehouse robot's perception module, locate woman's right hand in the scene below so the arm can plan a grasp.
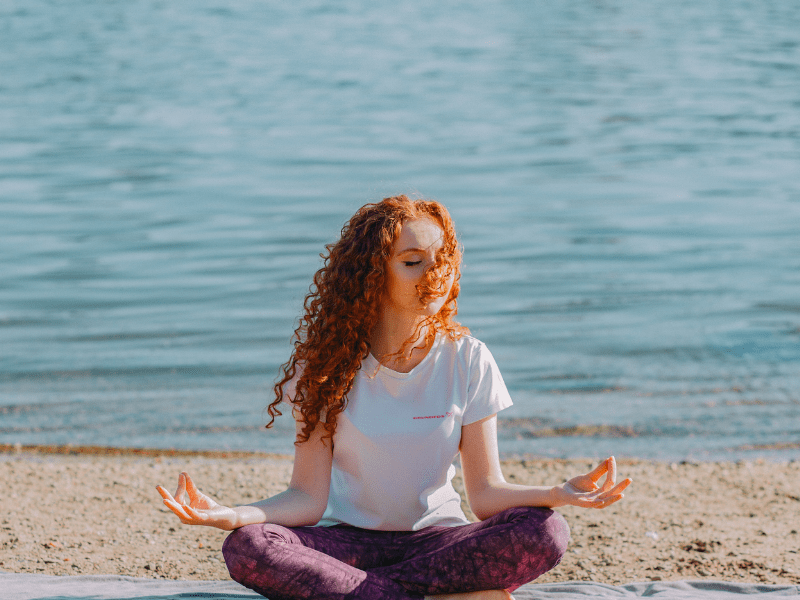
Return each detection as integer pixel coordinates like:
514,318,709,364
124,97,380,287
157,472,240,530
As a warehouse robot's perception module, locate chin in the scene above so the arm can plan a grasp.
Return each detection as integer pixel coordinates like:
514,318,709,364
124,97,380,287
420,302,447,317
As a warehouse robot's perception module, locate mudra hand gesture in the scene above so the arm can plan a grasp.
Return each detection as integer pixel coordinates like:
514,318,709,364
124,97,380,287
157,472,239,530
552,456,631,509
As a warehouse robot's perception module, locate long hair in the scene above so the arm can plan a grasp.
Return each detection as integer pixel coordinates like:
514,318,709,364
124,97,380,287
265,195,469,445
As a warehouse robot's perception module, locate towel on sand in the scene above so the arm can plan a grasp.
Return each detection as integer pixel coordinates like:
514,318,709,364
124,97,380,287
1,573,797,600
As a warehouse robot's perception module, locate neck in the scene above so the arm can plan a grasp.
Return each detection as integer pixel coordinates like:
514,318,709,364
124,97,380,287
369,308,431,371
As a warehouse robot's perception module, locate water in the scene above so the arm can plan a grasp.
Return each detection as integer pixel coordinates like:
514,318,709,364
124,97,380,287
1,0,799,461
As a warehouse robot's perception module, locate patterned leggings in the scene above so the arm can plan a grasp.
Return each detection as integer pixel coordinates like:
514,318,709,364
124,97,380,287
222,506,569,600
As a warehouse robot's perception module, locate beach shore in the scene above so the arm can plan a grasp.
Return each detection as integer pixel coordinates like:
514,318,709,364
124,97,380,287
1,445,798,585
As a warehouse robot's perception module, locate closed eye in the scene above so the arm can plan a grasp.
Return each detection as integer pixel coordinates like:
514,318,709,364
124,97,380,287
403,261,422,267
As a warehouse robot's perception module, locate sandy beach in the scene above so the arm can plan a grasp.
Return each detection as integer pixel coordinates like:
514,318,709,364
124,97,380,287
1,445,798,586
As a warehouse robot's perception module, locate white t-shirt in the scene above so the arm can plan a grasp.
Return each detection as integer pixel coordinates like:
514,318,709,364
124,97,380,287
314,334,513,531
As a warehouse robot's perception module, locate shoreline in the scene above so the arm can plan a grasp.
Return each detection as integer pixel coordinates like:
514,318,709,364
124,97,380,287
4,442,798,463
0,443,290,460
1,447,798,585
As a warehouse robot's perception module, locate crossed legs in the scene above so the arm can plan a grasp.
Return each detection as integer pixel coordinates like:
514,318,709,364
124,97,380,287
222,506,569,600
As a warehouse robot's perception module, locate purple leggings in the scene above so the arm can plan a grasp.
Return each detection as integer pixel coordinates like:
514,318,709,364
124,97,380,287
222,506,569,600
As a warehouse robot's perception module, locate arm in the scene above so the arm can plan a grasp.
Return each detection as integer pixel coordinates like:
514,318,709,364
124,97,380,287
459,414,631,521
232,410,333,527
158,410,333,530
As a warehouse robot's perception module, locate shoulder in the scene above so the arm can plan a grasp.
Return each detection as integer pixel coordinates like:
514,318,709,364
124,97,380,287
435,334,502,377
443,333,494,361
280,361,305,398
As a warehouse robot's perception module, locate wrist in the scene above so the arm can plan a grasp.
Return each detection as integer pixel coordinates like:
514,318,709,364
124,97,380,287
230,506,244,530
231,504,267,529
547,484,565,508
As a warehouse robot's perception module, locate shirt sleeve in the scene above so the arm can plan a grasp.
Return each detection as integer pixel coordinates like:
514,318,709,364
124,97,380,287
462,341,513,425
280,364,302,404
280,362,329,423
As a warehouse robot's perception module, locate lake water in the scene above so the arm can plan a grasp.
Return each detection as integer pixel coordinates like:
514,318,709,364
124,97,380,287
1,0,799,461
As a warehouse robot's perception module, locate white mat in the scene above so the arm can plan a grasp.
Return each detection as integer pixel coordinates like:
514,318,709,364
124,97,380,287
1,572,797,600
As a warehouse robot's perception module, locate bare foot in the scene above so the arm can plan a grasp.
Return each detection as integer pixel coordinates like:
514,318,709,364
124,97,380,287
425,590,514,600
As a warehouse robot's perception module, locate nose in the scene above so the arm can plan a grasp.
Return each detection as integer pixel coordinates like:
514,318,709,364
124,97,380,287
419,257,452,295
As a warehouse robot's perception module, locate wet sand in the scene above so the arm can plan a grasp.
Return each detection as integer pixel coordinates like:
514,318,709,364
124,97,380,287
1,445,798,585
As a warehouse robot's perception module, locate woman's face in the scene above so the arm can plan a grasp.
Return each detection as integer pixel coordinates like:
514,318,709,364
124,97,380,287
382,217,454,319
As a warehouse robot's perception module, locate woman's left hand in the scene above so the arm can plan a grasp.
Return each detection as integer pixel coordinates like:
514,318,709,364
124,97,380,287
550,456,631,509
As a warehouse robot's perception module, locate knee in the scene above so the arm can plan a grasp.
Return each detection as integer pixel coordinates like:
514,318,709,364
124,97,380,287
540,509,570,568
481,507,571,589
512,507,570,572
221,525,261,583
223,524,260,558
222,524,289,586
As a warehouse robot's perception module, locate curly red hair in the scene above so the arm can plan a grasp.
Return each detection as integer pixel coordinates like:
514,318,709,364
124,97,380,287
266,195,469,445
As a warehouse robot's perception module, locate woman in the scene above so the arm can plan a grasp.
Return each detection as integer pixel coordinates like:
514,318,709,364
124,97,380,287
157,195,631,600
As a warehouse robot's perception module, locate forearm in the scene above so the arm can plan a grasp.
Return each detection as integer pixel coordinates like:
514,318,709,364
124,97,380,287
468,480,560,521
235,486,326,529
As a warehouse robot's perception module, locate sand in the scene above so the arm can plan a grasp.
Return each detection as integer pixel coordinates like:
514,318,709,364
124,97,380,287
1,445,798,586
